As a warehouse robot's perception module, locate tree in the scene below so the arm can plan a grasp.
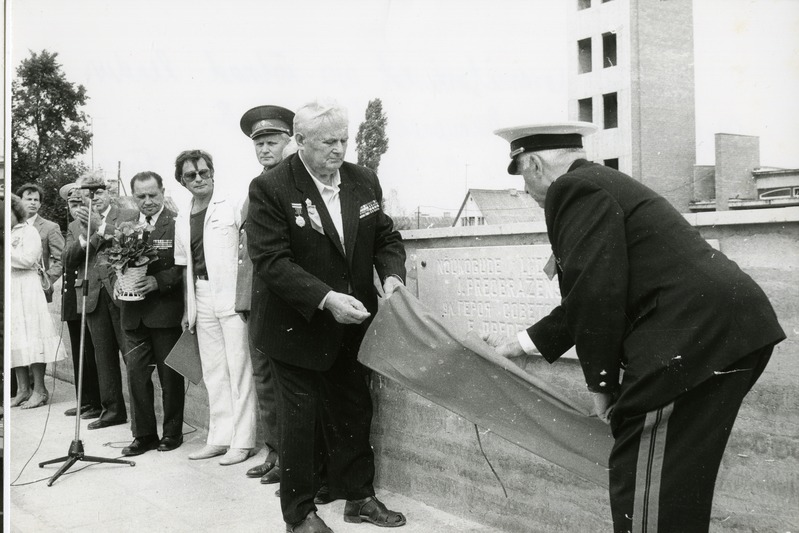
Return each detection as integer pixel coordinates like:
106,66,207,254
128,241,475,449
355,98,389,173
11,50,92,221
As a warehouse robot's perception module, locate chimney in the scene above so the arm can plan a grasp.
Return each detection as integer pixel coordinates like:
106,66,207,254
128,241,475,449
714,133,759,210
692,165,715,202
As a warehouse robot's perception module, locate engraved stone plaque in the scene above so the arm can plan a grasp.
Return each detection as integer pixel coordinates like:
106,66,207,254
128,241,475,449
416,245,576,358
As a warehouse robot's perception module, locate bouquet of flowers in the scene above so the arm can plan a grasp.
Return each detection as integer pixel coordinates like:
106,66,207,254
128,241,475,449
101,221,159,274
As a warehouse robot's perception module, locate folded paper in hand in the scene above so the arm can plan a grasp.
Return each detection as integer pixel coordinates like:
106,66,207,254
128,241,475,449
358,286,614,487
165,329,203,385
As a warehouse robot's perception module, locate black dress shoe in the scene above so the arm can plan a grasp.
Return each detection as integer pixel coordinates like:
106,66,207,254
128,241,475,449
246,459,277,478
122,436,160,456
79,407,102,420
64,405,92,417
87,418,127,430
286,511,333,533
260,465,281,484
314,484,334,505
157,435,183,452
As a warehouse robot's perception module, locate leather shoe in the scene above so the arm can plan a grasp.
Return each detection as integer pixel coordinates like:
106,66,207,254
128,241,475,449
157,435,183,452
314,484,334,505
260,465,281,484
246,459,277,478
80,407,102,420
122,436,160,456
344,496,406,527
286,511,333,533
64,405,92,417
87,418,127,430
219,448,254,466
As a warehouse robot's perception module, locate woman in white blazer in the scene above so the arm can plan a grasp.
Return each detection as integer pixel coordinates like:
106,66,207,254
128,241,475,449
173,149,257,466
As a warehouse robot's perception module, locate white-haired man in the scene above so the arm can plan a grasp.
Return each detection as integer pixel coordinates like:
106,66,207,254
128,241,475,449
248,100,407,532
486,122,785,532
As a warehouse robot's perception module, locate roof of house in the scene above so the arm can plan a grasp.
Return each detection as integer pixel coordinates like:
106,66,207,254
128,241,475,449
453,188,544,225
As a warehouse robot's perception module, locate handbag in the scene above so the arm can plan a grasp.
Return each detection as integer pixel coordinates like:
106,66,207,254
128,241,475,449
36,255,54,302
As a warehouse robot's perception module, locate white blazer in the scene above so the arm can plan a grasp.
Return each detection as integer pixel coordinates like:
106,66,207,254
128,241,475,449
174,189,244,328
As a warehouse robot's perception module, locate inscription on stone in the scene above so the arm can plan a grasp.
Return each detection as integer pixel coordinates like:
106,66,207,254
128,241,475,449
417,245,575,358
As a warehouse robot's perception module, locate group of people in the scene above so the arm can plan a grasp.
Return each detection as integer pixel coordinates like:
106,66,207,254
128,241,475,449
8,101,785,533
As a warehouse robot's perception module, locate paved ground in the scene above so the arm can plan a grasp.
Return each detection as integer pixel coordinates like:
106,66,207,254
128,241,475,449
8,376,497,533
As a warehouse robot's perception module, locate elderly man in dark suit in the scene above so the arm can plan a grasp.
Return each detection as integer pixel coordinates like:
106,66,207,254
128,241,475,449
115,171,185,457
58,183,102,419
237,105,295,485
64,173,137,429
486,122,786,533
248,100,407,533
16,183,63,302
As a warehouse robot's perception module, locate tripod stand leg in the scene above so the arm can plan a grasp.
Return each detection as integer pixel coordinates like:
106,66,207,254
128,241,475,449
81,455,135,467
46,456,80,487
39,455,71,467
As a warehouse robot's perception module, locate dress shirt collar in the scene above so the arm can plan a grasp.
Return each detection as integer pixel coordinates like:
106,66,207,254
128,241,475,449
299,151,341,194
139,205,165,226
26,214,39,225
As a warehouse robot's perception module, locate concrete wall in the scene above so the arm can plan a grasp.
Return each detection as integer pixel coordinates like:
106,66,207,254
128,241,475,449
51,207,799,532
371,207,799,532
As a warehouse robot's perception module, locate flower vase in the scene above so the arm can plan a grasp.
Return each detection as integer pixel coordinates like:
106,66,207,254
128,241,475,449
116,265,147,301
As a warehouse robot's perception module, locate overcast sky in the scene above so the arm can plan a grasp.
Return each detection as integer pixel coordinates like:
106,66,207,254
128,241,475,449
7,0,799,215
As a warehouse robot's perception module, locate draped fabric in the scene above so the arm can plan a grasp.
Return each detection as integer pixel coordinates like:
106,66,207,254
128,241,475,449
358,286,614,487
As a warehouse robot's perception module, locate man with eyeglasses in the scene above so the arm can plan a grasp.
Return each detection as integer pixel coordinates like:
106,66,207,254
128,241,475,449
174,149,258,465
58,183,102,420
64,172,137,429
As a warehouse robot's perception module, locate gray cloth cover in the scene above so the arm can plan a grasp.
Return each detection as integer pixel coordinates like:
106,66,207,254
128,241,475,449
358,286,614,487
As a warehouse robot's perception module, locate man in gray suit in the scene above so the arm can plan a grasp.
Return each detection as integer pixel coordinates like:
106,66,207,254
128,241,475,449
16,183,63,302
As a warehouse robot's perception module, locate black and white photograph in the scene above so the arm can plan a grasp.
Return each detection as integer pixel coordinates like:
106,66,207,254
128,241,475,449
3,1,798,532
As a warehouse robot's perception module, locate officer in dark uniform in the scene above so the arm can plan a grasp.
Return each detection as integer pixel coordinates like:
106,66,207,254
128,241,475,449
237,105,294,485
486,122,785,533
59,183,102,419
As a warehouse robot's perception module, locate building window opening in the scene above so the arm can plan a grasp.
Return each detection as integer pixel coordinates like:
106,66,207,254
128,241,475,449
603,92,618,129
604,158,619,170
578,98,593,122
760,188,791,199
603,32,617,67
578,0,591,9
578,38,592,74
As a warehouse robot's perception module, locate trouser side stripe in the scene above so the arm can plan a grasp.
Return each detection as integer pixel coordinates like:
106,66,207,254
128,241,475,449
632,403,673,533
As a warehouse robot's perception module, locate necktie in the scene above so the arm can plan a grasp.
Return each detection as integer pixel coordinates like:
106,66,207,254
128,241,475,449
145,215,152,226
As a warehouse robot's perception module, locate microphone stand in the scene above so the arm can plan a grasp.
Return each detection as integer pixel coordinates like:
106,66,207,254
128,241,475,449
38,188,135,485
